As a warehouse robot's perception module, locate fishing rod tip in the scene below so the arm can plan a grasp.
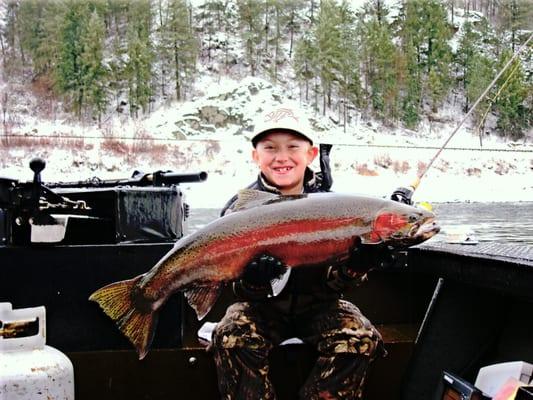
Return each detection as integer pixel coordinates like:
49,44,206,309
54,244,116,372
410,176,421,190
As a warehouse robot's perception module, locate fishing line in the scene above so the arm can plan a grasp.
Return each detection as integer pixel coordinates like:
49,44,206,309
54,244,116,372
475,61,521,146
412,32,533,191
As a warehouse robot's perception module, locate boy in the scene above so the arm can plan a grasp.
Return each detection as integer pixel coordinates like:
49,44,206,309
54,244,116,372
212,104,386,399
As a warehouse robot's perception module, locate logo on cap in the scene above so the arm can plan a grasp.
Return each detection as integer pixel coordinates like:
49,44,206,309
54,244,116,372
264,108,299,124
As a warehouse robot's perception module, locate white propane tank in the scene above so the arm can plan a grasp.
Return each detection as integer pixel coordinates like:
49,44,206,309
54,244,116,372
0,302,75,399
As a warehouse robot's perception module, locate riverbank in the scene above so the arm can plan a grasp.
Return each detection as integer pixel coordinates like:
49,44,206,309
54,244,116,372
179,140,533,208
1,77,531,206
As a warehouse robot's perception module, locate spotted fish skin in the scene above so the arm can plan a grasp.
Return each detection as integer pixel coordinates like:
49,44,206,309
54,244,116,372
89,190,439,359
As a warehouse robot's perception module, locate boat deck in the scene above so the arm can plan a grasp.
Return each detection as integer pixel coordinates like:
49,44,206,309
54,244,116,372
419,241,533,267
402,241,533,399
2,241,532,399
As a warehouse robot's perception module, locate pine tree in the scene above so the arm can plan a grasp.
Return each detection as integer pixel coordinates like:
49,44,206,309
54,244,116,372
17,0,45,72
466,52,494,133
335,0,360,130
398,0,453,121
165,0,198,101
237,0,263,76
293,31,317,102
493,51,529,139
2,1,21,77
313,0,340,114
105,0,129,113
401,42,422,129
263,0,303,83
293,0,318,103
197,0,226,63
457,20,476,110
424,0,453,111
155,0,170,98
359,2,399,122
124,1,154,117
285,0,305,59
268,0,284,82
497,0,533,52
56,1,92,117
80,9,108,122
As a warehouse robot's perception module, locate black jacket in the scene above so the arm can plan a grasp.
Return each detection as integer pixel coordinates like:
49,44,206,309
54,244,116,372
222,165,362,314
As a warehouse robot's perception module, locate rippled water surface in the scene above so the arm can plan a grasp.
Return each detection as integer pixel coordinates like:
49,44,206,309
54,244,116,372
187,202,533,246
431,202,533,246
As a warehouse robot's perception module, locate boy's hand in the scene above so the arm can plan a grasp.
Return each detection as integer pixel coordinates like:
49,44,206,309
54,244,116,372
345,243,396,273
326,241,396,292
241,255,287,287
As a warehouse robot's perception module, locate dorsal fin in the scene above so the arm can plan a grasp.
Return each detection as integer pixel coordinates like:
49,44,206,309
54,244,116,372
232,189,307,212
232,189,279,211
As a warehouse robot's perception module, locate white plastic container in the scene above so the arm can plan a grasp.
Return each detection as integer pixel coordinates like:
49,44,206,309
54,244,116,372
0,302,75,399
475,360,533,397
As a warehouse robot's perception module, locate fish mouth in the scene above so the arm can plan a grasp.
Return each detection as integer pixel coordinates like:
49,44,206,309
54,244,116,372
387,219,440,248
413,218,440,240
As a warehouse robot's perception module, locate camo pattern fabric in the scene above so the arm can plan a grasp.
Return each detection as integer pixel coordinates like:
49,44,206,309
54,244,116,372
211,299,385,399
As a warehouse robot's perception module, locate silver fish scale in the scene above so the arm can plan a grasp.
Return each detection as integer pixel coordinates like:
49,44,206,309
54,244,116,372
209,193,389,236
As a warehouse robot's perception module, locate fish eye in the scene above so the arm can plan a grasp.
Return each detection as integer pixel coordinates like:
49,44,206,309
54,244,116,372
408,214,418,223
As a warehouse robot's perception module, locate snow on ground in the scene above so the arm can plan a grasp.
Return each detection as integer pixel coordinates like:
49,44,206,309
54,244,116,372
1,76,532,209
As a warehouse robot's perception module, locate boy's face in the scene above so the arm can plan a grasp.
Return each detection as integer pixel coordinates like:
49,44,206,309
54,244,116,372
252,131,318,195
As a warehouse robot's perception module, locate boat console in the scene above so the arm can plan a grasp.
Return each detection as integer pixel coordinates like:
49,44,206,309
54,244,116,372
0,158,207,246
1,159,532,399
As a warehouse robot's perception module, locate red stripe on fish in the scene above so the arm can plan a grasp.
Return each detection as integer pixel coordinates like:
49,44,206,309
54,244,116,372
205,216,360,257
268,236,355,266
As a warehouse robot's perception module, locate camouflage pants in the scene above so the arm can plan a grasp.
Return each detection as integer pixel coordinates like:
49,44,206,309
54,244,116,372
212,299,385,400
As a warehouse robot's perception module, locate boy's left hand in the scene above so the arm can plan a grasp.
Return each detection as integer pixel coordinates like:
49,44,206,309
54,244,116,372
345,242,396,274
326,241,397,292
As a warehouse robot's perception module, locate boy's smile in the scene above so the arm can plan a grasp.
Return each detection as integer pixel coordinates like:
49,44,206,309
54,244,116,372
252,131,318,195
273,166,293,174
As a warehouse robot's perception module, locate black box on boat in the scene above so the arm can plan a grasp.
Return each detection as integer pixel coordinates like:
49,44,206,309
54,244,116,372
517,387,533,400
5,186,185,245
55,186,186,244
0,208,6,244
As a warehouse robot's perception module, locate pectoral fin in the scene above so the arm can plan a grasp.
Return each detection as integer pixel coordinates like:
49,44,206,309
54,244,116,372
184,284,223,320
270,267,291,297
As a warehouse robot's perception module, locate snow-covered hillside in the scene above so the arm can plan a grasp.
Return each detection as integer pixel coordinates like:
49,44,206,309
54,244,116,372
1,1,531,208
1,75,531,208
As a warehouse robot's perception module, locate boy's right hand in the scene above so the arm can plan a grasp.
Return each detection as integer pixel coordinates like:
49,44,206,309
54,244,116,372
233,255,288,300
241,255,287,287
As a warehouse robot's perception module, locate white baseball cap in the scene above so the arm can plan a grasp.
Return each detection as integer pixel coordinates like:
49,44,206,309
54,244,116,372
251,103,316,147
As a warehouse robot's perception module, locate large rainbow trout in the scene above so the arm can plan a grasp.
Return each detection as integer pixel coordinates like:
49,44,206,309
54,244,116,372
90,190,439,359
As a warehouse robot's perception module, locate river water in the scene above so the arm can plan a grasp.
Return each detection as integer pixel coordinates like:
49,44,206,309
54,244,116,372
187,202,533,247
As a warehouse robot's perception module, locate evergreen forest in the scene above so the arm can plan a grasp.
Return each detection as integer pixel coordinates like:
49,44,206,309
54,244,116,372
1,0,532,139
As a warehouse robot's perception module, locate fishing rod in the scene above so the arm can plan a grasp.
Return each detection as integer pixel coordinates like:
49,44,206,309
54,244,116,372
393,31,533,204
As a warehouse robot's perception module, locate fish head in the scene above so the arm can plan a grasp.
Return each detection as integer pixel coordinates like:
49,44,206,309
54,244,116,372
369,203,440,247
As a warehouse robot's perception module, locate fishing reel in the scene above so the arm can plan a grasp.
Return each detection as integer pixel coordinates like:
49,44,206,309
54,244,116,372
391,180,433,213
390,186,414,205
390,176,424,206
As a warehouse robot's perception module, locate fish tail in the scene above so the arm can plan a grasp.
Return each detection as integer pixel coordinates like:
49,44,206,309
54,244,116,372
89,276,157,360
